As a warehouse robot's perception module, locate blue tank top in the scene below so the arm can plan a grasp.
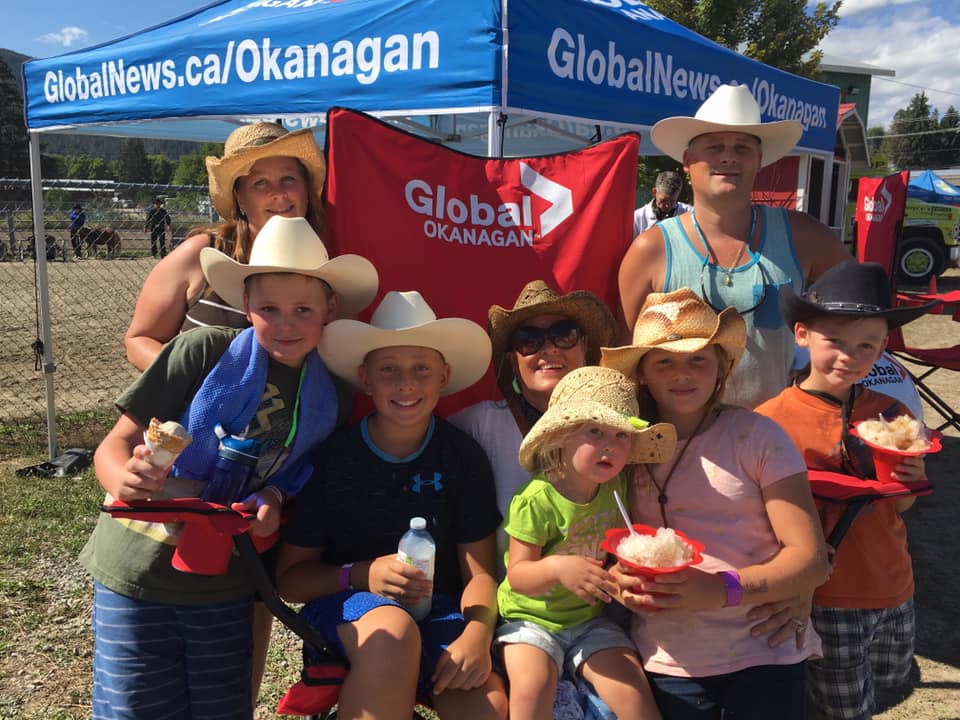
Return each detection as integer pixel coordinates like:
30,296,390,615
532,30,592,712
658,205,803,409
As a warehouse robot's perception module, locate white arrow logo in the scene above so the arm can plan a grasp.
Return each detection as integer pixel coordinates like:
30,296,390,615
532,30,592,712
520,162,573,236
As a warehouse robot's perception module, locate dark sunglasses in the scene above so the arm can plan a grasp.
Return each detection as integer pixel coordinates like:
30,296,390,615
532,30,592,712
511,319,583,356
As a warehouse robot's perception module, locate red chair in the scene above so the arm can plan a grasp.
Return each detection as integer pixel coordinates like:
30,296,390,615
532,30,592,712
855,173,960,432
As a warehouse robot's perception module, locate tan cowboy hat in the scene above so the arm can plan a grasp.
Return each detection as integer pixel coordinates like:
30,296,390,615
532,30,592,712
518,366,677,472
318,290,492,395
199,215,378,315
206,122,325,220
601,288,747,378
651,84,803,167
488,280,616,397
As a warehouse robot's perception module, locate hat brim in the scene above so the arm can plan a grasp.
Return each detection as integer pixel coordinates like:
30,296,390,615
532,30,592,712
206,128,325,220
318,317,493,396
779,285,939,330
200,248,378,317
600,307,746,378
518,401,676,471
488,291,616,396
650,117,803,168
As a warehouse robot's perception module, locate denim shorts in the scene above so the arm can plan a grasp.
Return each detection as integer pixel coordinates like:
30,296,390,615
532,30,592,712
299,590,465,698
91,582,253,720
494,616,635,678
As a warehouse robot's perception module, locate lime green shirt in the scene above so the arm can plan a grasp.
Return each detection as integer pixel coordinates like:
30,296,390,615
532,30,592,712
497,473,626,632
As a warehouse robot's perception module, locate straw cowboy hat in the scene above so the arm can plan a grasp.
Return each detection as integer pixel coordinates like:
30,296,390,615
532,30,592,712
518,366,677,471
601,288,747,378
319,290,492,395
781,260,938,330
199,215,378,315
206,122,325,220
488,280,616,397
651,84,803,167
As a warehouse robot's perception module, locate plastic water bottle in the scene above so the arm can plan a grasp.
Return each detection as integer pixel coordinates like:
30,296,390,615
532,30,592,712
201,425,262,505
397,517,435,621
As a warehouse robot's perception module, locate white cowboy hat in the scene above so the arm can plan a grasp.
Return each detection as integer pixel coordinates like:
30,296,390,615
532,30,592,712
199,215,378,316
205,122,325,220
518,366,677,472
319,290,493,395
651,84,803,167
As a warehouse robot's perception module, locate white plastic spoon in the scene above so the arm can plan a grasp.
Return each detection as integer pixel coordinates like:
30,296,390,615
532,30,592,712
614,489,638,537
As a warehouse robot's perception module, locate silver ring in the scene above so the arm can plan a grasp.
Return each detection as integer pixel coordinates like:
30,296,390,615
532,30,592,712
790,617,806,632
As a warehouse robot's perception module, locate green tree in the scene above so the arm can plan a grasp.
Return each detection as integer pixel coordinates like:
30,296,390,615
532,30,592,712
938,106,960,167
644,0,840,77
148,154,175,184
0,58,29,177
883,93,940,170
65,154,113,180
866,127,889,172
173,143,220,186
117,138,151,182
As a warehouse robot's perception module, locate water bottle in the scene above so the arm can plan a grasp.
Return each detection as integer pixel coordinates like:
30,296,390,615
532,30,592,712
201,425,262,505
397,517,435,621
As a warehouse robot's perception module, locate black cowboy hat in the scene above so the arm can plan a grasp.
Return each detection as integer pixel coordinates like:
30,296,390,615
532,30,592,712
781,260,938,330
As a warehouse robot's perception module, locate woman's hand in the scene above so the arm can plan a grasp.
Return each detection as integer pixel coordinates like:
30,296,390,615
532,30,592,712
366,553,433,603
618,567,725,612
747,594,813,649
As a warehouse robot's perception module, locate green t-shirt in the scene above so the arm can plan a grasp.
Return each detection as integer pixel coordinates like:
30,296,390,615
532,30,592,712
497,472,626,632
80,326,343,605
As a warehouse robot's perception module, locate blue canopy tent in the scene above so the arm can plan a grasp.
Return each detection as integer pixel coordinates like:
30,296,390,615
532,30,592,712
908,169,960,205
21,0,839,456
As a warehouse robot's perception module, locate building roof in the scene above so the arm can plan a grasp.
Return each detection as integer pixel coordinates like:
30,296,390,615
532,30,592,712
819,54,896,77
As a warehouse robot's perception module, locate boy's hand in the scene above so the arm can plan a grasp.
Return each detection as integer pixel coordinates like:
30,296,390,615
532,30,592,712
231,487,283,537
368,554,433,603
113,444,168,501
554,555,617,606
890,455,925,484
431,622,492,695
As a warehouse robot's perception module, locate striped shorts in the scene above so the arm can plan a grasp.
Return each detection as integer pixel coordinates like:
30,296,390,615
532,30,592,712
807,599,915,720
91,582,254,720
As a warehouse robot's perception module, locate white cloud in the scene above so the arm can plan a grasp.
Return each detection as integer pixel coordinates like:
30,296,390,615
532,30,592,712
821,8,960,129
836,0,922,18
37,26,89,48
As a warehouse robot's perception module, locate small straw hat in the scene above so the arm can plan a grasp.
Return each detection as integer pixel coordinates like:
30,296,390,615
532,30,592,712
199,215,378,315
488,280,616,397
319,290,492,395
601,288,746,379
206,122,325,220
518,366,677,471
651,84,803,167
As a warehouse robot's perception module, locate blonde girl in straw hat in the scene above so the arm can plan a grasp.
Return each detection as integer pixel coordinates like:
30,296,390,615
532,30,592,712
495,366,675,720
601,288,830,720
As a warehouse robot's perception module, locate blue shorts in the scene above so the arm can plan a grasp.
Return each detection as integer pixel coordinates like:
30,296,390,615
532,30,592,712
91,582,253,720
299,591,464,698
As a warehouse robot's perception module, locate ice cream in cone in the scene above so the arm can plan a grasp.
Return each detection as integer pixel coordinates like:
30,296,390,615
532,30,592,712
143,418,192,469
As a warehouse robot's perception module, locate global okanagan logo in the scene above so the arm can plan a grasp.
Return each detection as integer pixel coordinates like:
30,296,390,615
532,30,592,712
403,163,573,248
863,182,894,223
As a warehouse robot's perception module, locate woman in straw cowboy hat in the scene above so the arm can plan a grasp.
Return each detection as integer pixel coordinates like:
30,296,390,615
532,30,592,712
618,83,850,411
122,121,332,700
125,121,327,372
496,366,673,720
601,288,830,720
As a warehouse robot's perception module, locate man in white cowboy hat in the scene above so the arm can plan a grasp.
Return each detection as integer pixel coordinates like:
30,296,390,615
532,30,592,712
277,290,509,719
83,214,378,718
618,83,850,410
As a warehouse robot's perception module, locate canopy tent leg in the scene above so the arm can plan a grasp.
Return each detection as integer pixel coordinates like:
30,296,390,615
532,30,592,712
28,131,59,460
821,153,835,226
487,111,505,158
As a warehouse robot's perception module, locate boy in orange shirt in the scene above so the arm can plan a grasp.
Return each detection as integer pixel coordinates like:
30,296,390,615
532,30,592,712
755,260,936,720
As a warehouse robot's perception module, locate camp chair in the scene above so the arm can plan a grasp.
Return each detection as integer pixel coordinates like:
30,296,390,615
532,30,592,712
855,172,960,433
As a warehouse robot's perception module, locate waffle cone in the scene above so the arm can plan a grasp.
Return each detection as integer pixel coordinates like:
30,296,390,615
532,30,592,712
147,417,192,454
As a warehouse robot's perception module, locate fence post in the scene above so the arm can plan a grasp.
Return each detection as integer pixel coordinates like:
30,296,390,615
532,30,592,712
28,131,59,460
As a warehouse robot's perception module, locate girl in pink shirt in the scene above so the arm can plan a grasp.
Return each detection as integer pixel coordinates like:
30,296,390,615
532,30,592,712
601,288,830,720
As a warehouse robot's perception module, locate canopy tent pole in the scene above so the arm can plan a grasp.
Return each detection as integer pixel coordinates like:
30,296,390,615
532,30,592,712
488,111,504,158
28,131,59,460
821,153,835,226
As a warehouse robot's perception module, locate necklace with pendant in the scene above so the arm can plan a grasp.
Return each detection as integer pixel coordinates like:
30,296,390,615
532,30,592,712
691,206,757,286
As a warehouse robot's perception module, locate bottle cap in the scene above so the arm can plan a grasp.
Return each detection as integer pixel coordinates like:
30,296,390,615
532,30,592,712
410,517,426,530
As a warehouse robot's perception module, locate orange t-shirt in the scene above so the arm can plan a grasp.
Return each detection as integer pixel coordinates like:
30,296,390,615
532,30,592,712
755,385,914,609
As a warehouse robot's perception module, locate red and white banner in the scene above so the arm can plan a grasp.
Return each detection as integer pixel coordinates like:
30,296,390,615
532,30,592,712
324,107,640,414
855,171,909,272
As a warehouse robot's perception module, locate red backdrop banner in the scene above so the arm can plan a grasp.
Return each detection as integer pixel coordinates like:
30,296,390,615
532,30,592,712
855,171,909,271
323,107,640,414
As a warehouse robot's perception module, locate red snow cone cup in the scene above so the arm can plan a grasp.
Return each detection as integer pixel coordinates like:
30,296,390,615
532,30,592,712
851,423,943,484
601,524,705,580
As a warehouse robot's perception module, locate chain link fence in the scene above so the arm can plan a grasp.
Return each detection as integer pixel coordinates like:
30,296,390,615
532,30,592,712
0,182,213,454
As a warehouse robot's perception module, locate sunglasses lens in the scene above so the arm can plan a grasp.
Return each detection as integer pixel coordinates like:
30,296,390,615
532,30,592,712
511,320,581,356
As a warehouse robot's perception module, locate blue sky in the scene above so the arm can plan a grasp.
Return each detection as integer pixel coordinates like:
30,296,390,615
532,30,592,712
5,0,960,131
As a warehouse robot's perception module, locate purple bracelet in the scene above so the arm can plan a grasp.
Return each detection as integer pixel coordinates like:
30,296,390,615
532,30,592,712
338,563,354,591
720,569,742,608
